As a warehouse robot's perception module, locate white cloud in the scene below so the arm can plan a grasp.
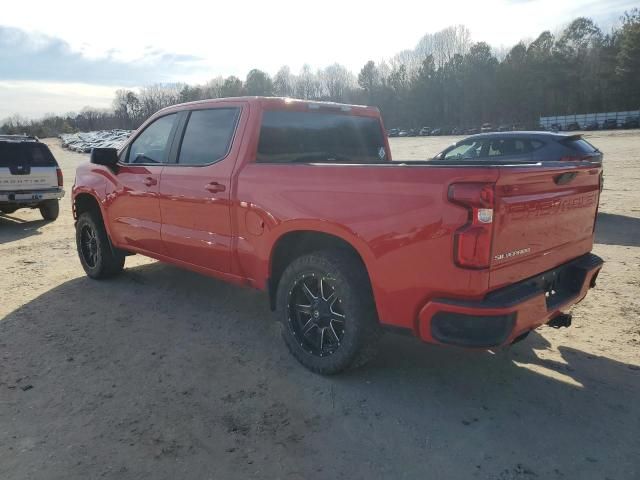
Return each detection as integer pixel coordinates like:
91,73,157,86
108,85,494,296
0,81,118,119
0,0,636,117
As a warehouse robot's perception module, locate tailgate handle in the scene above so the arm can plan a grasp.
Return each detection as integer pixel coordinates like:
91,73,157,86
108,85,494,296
554,172,578,185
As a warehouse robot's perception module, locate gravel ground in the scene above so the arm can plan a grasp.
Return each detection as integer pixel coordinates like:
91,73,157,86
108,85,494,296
0,132,638,480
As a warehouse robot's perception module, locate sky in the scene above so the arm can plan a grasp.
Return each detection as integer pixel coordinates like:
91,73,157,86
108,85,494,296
0,0,636,119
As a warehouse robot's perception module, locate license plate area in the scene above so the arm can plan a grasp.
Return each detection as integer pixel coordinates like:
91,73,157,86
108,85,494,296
14,193,44,201
535,267,583,310
485,256,592,311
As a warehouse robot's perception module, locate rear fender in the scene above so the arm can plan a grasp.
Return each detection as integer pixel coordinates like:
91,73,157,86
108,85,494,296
263,220,380,309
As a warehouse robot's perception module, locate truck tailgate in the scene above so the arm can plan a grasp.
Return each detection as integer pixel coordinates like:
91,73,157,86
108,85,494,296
489,162,601,289
0,141,59,191
0,166,58,191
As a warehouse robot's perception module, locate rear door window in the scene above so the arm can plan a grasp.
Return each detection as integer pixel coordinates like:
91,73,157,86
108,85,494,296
0,142,57,167
177,108,240,165
257,111,387,163
531,140,544,151
487,138,530,157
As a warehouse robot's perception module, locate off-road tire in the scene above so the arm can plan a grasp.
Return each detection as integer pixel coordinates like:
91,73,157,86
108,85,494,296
76,211,125,279
39,200,59,220
277,249,381,375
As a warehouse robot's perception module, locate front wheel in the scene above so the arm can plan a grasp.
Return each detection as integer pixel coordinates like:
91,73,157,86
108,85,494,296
277,250,381,375
76,212,125,279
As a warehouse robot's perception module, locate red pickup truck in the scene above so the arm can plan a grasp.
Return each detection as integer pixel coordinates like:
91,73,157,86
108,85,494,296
72,97,603,374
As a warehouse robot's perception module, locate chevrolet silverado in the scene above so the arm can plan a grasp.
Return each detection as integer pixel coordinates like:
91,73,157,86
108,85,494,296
72,97,603,374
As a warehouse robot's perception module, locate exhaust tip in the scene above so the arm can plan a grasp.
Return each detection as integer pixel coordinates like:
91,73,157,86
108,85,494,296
547,313,572,329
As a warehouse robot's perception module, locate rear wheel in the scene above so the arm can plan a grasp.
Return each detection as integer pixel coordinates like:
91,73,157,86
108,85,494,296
76,212,125,279
39,200,59,221
277,250,381,375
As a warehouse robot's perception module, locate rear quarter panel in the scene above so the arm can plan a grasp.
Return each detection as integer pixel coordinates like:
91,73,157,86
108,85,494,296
234,163,500,331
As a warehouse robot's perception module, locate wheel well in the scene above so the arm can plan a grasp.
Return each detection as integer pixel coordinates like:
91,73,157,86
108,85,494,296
268,231,370,310
74,193,102,221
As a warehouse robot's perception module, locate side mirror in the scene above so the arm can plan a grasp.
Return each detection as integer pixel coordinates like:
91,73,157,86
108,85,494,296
90,147,119,169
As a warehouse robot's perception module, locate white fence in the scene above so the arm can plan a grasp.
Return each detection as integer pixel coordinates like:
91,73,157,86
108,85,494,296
539,110,639,129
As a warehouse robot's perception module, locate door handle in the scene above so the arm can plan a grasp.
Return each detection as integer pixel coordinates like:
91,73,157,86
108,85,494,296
143,176,157,187
205,182,226,193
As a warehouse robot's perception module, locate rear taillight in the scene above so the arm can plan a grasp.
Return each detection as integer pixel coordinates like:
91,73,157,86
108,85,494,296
448,183,495,269
56,167,63,187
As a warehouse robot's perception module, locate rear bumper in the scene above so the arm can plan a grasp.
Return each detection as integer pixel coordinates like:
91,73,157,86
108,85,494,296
418,253,603,347
0,188,65,204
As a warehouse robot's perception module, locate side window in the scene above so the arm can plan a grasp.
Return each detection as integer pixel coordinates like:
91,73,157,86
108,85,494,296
178,108,240,165
127,114,177,164
488,139,529,157
514,140,528,154
488,140,505,156
530,140,544,151
443,140,483,160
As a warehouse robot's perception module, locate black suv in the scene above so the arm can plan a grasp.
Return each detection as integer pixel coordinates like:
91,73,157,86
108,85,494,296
0,135,64,220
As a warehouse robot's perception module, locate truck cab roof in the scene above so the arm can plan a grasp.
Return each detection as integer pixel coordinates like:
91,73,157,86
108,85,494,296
154,96,380,117
0,134,40,143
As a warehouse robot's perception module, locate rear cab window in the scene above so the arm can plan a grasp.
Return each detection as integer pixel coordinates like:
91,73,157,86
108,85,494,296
257,110,388,164
0,142,57,168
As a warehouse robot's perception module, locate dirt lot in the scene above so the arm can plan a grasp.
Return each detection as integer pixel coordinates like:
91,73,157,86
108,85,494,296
1,132,638,480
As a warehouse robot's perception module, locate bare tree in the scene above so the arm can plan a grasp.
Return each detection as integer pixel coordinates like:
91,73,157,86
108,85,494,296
273,66,294,97
320,63,354,101
138,83,183,118
295,65,321,99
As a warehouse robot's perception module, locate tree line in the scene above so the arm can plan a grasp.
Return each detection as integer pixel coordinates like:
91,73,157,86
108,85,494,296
2,10,639,137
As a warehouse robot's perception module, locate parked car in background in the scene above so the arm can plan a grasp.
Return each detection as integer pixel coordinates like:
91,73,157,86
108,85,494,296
497,125,510,132
398,129,409,137
480,123,493,133
0,135,64,220
602,119,618,129
549,123,562,132
623,116,639,129
566,122,580,131
388,128,399,137
408,128,418,137
72,97,603,374
451,127,463,135
419,127,431,136
583,121,599,131
432,132,602,163
430,128,442,136
465,127,479,135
